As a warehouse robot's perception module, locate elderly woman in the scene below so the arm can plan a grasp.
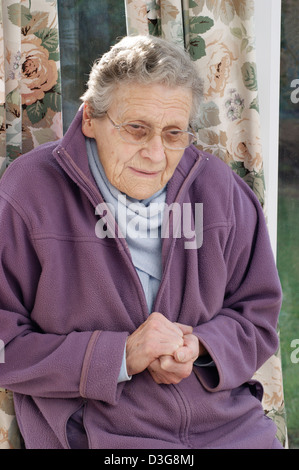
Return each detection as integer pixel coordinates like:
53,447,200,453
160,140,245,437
0,35,282,449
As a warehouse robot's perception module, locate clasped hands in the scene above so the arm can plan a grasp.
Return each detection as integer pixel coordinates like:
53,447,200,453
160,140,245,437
126,312,206,385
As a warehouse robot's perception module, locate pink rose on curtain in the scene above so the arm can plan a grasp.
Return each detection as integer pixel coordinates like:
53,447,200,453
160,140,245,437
197,29,237,99
226,109,263,172
20,34,58,106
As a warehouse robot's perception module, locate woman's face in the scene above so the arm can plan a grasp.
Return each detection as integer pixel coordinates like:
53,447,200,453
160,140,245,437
82,83,193,200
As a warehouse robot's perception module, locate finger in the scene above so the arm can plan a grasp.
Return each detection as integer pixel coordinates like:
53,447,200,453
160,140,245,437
154,336,184,357
159,355,185,373
174,335,199,363
148,358,185,384
148,359,172,384
159,355,193,380
175,322,193,336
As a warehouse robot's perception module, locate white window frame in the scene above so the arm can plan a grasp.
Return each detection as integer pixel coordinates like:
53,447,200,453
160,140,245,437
254,0,282,260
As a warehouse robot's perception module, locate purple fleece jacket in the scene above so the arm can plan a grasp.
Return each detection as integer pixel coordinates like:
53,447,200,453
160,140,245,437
0,108,282,449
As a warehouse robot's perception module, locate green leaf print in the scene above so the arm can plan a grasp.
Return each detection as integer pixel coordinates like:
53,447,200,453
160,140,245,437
188,36,206,61
250,96,260,112
189,16,214,34
35,28,59,52
243,171,265,206
230,27,243,39
198,102,221,128
241,62,258,91
230,161,248,178
26,100,46,124
43,91,61,113
7,4,32,27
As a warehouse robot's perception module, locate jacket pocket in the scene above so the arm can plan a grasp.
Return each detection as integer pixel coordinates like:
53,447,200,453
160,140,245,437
65,400,89,449
231,379,264,402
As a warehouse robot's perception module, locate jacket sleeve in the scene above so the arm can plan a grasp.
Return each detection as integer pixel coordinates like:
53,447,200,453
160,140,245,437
192,173,282,392
0,194,128,405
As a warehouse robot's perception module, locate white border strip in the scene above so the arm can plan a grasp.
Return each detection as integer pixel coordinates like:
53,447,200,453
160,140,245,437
254,0,282,260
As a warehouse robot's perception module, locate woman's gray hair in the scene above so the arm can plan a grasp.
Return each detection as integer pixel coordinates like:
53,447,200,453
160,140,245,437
81,35,203,126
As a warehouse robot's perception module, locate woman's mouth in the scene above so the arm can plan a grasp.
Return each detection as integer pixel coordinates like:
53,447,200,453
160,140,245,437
129,167,161,177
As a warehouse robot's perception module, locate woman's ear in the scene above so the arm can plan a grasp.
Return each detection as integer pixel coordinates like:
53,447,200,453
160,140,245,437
82,102,95,138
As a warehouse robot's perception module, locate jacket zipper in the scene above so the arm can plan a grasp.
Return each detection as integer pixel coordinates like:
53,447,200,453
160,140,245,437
154,153,206,311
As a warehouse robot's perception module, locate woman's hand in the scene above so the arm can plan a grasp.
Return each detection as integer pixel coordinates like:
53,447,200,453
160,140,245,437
148,332,201,384
126,312,207,384
126,312,191,376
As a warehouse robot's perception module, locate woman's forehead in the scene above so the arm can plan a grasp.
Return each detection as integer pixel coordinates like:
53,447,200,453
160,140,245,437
110,82,192,124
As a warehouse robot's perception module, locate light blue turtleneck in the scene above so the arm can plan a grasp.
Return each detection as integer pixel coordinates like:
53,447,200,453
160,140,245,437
87,137,167,314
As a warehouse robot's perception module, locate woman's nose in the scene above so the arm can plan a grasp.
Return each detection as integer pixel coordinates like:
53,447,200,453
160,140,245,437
140,135,165,162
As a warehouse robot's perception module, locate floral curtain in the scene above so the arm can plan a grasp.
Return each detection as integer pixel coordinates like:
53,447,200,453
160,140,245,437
125,0,287,447
125,0,264,204
0,0,62,176
0,0,62,448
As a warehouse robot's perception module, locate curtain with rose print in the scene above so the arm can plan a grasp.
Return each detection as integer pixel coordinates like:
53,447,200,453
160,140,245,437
0,0,61,449
0,0,62,176
125,0,287,447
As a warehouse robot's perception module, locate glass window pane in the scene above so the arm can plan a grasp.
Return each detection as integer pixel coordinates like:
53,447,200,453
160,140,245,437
58,0,126,131
278,0,299,449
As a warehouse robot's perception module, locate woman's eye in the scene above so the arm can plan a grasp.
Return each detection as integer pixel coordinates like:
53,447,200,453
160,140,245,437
125,124,148,136
167,130,181,139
